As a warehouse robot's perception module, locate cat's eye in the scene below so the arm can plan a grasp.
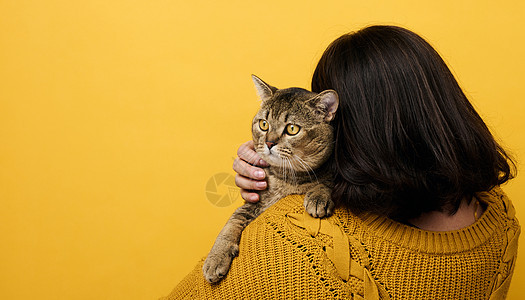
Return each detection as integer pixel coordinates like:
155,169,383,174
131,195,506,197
285,124,300,135
259,119,269,131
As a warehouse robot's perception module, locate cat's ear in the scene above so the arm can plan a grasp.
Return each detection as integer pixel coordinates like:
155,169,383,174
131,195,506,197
309,90,339,122
251,75,277,102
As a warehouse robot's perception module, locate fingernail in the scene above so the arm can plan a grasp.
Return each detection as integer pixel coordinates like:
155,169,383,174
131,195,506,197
254,170,265,179
259,159,269,166
256,181,266,188
250,194,259,202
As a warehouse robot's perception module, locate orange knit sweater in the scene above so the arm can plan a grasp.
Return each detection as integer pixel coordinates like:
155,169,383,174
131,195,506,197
163,187,520,299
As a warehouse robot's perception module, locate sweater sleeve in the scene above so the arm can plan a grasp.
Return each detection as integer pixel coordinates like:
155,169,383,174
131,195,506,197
488,194,521,300
160,260,204,300
159,195,361,299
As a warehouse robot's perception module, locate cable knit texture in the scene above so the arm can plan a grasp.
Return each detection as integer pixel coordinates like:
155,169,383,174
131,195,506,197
162,187,520,299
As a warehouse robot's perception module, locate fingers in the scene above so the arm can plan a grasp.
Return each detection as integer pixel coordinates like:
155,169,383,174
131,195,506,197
235,174,267,191
235,174,266,203
234,140,270,203
240,189,260,203
237,141,269,167
233,157,265,180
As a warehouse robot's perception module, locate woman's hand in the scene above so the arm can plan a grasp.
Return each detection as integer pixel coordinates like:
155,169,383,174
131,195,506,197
233,141,269,203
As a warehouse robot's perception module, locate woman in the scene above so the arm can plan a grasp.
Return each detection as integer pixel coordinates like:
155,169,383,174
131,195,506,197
163,25,519,299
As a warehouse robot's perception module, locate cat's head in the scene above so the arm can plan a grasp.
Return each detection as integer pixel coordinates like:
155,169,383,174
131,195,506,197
250,75,339,172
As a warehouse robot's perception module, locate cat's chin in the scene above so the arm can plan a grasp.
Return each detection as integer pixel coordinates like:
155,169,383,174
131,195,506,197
259,153,290,168
256,151,280,167
258,154,277,166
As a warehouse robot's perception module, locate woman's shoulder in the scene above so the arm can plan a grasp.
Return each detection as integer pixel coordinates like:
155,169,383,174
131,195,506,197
259,194,307,217
163,194,358,299
478,186,518,221
257,188,520,249
341,186,520,254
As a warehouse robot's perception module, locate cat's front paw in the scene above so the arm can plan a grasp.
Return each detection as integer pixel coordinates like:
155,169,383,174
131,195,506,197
304,191,335,218
202,239,239,283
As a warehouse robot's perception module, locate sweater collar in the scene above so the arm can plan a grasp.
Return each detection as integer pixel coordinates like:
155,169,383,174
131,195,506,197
334,188,507,254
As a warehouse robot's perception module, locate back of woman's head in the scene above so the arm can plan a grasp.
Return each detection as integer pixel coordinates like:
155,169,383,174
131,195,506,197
312,25,515,220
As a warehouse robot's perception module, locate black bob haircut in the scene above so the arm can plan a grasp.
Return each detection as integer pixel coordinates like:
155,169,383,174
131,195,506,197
311,25,516,220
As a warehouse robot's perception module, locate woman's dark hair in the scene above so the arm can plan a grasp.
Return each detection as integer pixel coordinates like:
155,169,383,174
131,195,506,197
312,25,516,220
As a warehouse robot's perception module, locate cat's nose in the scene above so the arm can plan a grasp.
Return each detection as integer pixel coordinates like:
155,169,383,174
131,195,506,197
266,141,276,149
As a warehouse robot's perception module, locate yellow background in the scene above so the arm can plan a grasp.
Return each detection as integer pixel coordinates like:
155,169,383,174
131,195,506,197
0,0,523,299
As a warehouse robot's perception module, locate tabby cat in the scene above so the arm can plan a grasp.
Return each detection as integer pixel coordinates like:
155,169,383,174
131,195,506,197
203,75,338,283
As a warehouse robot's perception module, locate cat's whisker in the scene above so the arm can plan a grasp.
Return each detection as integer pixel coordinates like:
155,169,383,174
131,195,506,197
276,153,295,185
292,158,300,185
281,157,287,182
292,156,307,174
286,157,297,186
292,156,313,183
292,159,298,185
294,155,315,173
294,155,319,184
277,153,287,184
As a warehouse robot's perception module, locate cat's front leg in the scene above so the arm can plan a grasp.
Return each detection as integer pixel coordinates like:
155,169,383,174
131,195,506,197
202,237,239,283
304,184,334,218
203,203,260,283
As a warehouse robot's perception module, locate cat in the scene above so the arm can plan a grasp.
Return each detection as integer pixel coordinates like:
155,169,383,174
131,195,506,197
202,75,338,283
